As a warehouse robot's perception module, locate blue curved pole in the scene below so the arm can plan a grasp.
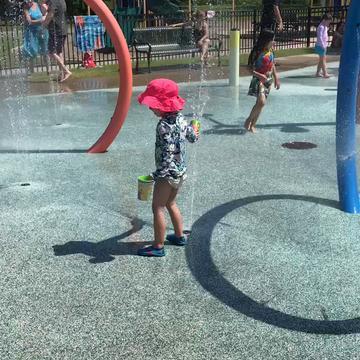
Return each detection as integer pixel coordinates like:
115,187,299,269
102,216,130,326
336,0,360,214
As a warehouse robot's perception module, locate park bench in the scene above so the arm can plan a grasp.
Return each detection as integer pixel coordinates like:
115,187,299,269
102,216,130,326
132,26,222,73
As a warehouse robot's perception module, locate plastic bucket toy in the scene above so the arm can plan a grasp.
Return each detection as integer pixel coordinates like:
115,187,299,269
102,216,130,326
138,175,154,201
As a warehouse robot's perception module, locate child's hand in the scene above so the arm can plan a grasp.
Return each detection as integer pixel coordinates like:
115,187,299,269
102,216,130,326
253,71,268,83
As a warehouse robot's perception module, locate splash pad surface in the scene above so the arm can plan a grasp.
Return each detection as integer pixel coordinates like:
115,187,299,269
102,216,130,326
1,64,360,358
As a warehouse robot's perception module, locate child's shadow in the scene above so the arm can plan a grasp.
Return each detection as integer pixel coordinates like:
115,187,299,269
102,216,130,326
52,217,149,264
199,113,247,136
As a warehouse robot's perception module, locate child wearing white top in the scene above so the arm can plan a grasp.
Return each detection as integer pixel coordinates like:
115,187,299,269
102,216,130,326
315,13,333,78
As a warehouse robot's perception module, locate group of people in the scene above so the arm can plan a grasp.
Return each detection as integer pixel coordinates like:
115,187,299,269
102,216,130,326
244,0,348,133
136,2,282,256
22,0,71,82
135,2,355,256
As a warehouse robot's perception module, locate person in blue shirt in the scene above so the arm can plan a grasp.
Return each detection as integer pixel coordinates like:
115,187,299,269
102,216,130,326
22,0,50,75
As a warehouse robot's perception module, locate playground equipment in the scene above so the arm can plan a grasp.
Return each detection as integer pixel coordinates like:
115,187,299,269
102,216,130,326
229,29,240,87
116,0,182,15
336,0,360,213
148,0,182,15
83,0,133,153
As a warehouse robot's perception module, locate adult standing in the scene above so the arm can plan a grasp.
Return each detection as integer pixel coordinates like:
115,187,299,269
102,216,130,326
43,0,71,82
330,17,345,52
260,0,283,32
248,0,283,67
22,0,50,75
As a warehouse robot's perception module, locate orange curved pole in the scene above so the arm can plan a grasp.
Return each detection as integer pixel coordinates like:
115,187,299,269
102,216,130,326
84,0,133,153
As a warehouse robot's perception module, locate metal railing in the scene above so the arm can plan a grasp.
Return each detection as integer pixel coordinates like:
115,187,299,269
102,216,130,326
0,6,348,76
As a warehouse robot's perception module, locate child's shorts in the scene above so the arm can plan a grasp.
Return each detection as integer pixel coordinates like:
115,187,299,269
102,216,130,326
167,174,187,190
248,76,272,98
315,45,326,57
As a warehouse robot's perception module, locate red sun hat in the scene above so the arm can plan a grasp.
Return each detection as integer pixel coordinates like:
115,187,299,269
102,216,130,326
138,78,186,113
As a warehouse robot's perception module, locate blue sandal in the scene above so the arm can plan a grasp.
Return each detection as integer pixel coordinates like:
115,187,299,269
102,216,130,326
166,234,188,246
137,245,165,257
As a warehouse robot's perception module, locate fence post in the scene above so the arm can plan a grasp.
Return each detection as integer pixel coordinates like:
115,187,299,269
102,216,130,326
306,6,311,48
252,9,257,48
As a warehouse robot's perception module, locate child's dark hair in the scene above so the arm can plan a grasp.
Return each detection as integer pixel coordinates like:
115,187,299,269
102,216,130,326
321,13,333,22
248,29,275,69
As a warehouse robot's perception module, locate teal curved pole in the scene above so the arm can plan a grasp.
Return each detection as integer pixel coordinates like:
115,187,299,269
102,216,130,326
336,0,360,213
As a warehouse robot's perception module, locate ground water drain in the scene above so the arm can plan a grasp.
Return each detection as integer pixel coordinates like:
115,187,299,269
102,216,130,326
282,142,317,150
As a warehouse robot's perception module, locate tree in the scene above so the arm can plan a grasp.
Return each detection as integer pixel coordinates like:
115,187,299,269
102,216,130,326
148,0,183,14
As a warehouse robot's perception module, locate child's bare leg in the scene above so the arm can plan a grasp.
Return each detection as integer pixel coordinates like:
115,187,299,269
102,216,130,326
247,93,266,132
244,117,252,130
316,57,322,77
166,187,183,237
321,56,330,78
152,179,173,248
201,39,210,64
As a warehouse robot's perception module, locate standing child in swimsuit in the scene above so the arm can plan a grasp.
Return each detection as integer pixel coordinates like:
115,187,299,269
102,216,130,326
137,79,199,257
245,29,280,133
315,13,333,78
194,11,210,65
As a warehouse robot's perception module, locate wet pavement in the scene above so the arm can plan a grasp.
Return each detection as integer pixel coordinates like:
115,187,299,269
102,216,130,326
2,58,360,360
0,54,340,98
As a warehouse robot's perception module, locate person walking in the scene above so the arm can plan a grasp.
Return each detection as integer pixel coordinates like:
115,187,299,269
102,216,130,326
245,30,280,133
315,13,332,78
42,0,71,82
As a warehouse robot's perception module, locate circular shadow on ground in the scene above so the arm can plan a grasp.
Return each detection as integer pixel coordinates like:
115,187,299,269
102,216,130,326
186,194,360,335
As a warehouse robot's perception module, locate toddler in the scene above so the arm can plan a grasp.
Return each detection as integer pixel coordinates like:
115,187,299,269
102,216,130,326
137,79,199,257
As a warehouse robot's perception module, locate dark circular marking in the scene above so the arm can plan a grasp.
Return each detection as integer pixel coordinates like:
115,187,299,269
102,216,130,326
282,142,317,150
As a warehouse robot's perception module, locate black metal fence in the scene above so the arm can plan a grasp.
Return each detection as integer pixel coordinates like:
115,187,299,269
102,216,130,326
0,6,348,75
